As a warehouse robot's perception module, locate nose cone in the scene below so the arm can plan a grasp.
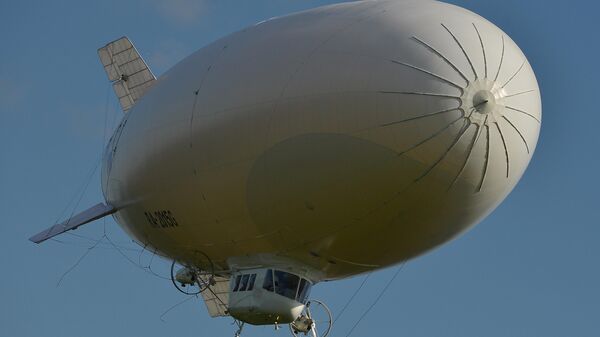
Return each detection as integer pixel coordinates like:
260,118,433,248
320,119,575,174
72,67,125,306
366,1,542,251
326,1,542,267
384,3,541,199
244,1,541,272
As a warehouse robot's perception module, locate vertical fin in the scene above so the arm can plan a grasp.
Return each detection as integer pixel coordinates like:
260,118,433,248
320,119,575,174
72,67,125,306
200,276,231,317
98,37,156,112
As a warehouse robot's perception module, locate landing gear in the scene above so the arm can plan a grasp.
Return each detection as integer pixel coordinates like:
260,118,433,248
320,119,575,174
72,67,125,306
290,300,332,337
234,320,245,337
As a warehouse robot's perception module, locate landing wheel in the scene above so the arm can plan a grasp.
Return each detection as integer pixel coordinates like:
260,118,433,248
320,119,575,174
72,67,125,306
289,299,332,337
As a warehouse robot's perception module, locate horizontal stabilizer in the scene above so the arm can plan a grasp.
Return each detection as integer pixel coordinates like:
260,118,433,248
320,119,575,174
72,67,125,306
29,203,116,244
98,36,156,112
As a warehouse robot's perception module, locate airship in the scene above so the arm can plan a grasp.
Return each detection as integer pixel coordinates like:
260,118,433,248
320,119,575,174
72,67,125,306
30,1,541,336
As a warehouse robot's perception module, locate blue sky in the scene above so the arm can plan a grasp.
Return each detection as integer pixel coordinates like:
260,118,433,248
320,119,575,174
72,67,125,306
0,1,598,336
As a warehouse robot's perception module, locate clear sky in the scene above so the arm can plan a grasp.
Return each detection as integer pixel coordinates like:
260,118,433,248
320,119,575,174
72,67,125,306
0,1,598,336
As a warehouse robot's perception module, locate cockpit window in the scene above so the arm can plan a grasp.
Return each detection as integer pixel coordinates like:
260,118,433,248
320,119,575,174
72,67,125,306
261,269,311,302
263,269,274,292
248,274,256,291
239,274,250,291
274,270,300,300
232,275,242,292
297,278,311,303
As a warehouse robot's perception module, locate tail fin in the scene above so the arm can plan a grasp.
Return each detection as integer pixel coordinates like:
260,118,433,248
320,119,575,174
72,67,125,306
98,36,156,112
29,203,116,244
